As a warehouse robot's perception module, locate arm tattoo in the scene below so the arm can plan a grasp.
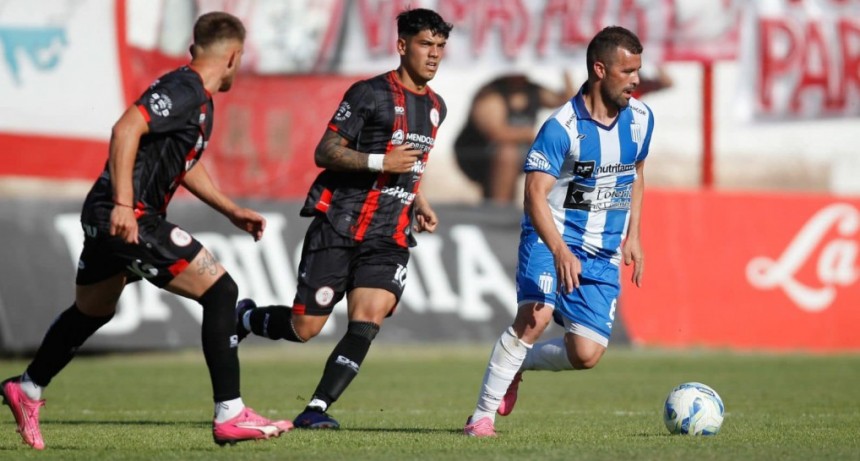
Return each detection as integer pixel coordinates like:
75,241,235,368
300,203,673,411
196,249,219,276
316,130,368,171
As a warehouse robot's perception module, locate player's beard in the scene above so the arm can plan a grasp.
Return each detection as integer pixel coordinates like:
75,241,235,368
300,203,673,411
601,83,630,109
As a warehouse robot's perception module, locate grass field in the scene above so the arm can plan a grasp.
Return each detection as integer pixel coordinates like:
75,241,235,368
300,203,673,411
1,343,858,460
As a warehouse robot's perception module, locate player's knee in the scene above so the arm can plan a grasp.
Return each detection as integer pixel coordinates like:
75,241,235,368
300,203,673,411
199,273,238,309
566,349,604,370
347,321,380,342
291,316,326,342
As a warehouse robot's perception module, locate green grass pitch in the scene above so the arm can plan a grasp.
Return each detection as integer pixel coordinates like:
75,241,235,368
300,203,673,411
1,343,858,460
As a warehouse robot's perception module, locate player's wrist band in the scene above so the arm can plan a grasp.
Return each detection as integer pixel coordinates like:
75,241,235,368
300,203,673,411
368,154,385,173
113,201,134,209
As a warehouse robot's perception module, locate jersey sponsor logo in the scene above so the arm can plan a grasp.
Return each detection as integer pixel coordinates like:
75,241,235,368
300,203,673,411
334,101,352,121
315,286,335,307
405,132,435,146
538,272,554,294
430,108,440,127
412,160,426,174
597,163,635,175
170,227,192,247
149,93,172,117
128,259,158,279
391,129,405,145
525,150,551,171
379,185,416,204
395,105,405,115
574,160,596,178
564,182,632,211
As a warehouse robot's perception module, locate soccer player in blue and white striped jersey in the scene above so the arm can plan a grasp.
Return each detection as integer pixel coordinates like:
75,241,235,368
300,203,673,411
465,26,654,437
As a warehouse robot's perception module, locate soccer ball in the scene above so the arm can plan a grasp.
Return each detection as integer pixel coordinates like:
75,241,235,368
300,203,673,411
663,382,724,435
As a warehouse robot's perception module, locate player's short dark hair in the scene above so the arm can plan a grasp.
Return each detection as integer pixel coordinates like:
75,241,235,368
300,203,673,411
586,26,643,71
397,8,453,39
193,11,246,49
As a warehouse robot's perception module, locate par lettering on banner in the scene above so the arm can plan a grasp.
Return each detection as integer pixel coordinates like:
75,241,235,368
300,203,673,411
739,0,860,119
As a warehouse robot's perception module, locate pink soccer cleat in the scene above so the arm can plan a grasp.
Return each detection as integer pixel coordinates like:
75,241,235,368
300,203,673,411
2,376,46,450
463,416,496,438
212,407,290,446
497,372,523,416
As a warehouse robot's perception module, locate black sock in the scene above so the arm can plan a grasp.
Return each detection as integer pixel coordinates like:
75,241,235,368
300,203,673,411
248,306,304,342
26,304,113,387
199,274,241,402
308,321,379,410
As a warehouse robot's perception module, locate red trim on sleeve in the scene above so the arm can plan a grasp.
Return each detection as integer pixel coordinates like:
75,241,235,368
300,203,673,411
136,104,151,123
292,304,306,315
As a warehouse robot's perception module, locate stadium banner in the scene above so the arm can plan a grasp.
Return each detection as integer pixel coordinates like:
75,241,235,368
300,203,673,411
131,0,741,74
0,199,614,353
621,189,860,352
0,0,127,178
738,0,860,120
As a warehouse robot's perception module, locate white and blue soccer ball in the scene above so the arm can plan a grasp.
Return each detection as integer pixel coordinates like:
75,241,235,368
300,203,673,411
663,382,724,435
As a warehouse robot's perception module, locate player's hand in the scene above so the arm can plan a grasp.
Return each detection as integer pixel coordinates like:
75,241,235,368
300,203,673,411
623,237,644,287
109,206,139,244
382,144,424,174
553,246,581,293
229,208,267,241
413,203,438,233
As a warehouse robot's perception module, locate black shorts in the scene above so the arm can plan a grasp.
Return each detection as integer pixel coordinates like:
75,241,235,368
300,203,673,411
76,217,203,288
293,217,410,316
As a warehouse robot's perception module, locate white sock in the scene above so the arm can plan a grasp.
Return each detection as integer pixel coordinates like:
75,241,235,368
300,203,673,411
521,336,574,371
214,397,244,423
307,398,328,412
471,327,531,423
20,372,43,401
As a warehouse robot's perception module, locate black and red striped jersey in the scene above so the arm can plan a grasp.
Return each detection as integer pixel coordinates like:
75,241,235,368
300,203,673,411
82,66,213,229
301,71,447,248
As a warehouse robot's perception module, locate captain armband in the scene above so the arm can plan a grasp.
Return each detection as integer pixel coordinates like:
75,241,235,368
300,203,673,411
367,154,385,173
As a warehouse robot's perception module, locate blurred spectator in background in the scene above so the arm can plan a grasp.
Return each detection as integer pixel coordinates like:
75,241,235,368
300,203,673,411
455,67,670,206
454,72,575,205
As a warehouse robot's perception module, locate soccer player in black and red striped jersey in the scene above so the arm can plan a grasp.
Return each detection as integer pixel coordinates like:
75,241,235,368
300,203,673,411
236,8,453,429
1,12,291,449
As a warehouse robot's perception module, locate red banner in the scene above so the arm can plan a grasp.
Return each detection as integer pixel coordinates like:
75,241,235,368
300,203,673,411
621,189,860,352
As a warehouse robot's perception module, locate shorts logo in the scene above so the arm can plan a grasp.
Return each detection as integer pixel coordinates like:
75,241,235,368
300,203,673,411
334,101,351,121
393,264,407,289
128,259,158,279
538,272,554,294
430,108,440,127
170,227,192,247
149,93,172,117
391,129,405,145
315,286,335,306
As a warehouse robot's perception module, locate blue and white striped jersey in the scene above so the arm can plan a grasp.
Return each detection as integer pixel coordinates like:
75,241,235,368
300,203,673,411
522,87,654,265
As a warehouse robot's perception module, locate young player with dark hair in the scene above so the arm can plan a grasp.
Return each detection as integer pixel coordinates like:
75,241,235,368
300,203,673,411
235,8,453,430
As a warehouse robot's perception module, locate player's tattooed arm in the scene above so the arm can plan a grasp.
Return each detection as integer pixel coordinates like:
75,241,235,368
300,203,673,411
314,129,423,174
314,130,368,171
